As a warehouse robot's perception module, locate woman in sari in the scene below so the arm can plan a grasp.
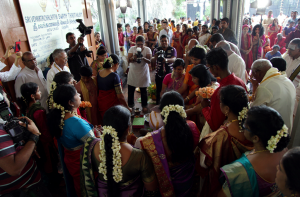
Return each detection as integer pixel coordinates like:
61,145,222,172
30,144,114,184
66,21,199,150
185,64,218,130
274,33,287,54
94,32,105,49
160,58,185,97
198,25,211,46
173,24,182,58
263,35,272,58
129,26,138,47
252,24,266,61
177,46,207,106
91,49,107,77
241,25,253,73
141,91,199,197
275,147,300,197
218,106,290,197
179,24,188,58
268,18,282,47
80,105,160,197
97,54,131,122
196,85,253,197
48,84,95,197
18,82,58,185
171,20,177,33
146,25,158,52
182,28,197,54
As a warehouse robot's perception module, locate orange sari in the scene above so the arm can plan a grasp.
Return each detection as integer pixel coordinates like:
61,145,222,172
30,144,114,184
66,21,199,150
173,32,181,58
184,64,199,105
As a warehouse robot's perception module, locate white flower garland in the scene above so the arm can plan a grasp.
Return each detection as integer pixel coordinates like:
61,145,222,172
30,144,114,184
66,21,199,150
98,126,123,183
52,103,65,129
267,124,288,153
238,107,248,132
161,104,187,124
47,81,57,109
103,57,114,67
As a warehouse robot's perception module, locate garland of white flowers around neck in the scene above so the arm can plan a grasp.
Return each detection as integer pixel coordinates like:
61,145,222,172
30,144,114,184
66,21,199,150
267,124,288,153
161,104,187,124
98,126,123,183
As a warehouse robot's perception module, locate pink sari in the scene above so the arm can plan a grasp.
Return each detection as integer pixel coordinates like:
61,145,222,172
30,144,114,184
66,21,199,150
241,33,253,70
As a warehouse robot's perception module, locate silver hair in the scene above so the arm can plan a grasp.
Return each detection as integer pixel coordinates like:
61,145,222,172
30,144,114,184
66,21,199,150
277,33,283,37
251,59,272,70
52,49,66,59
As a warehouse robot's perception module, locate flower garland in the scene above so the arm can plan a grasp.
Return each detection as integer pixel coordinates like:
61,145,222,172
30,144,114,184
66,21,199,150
103,57,114,67
161,104,187,124
238,107,248,132
47,81,57,109
52,103,65,129
98,126,123,183
267,125,288,153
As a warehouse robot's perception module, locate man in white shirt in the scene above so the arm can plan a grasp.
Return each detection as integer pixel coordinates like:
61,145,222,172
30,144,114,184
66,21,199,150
210,33,241,57
46,49,70,93
251,59,296,133
216,41,246,83
278,11,286,26
15,52,48,111
262,10,274,35
158,21,173,46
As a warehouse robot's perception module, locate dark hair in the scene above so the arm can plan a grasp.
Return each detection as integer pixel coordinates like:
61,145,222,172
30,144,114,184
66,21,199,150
202,25,210,33
144,22,149,26
189,64,216,87
125,23,130,27
94,32,100,37
182,24,188,32
212,26,219,30
160,34,168,40
102,105,131,197
137,17,141,20
159,91,194,163
270,57,286,72
47,71,74,109
103,54,119,69
79,66,93,77
282,147,300,194
221,17,229,24
245,106,290,153
172,58,185,69
117,23,122,29
47,84,77,138
162,21,168,25
193,26,199,32
210,33,224,43
291,38,300,49
156,19,160,24
18,82,39,115
187,28,193,33
215,20,221,27
66,32,74,40
219,85,248,117
206,47,228,70
97,49,107,56
213,18,217,22
252,24,264,37
135,35,145,43
272,44,280,50
137,26,143,33
49,53,54,66
188,47,207,65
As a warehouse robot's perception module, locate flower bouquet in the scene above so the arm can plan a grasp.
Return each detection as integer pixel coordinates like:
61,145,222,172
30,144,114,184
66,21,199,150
79,101,92,109
195,87,215,99
148,83,157,100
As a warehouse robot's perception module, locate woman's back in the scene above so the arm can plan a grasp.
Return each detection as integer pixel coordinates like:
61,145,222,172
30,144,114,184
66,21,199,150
97,71,120,91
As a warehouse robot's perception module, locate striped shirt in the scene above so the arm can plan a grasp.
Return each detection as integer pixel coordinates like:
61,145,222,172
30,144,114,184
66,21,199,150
0,127,41,195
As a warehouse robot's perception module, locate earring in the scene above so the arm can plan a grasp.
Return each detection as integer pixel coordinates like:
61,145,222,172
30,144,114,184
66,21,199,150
225,111,228,117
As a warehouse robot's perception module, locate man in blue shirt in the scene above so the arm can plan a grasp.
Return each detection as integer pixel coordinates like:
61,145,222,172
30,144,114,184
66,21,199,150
265,45,282,60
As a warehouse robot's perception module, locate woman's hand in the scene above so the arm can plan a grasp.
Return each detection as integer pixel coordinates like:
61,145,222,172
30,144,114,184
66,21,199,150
4,45,14,59
201,98,210,108
18,117,41,136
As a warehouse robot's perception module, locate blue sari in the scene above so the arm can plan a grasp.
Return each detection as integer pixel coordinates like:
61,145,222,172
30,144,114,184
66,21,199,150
220,152,281,197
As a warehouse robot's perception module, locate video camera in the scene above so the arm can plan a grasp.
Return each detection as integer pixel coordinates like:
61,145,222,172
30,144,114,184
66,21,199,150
155,50,165,63
0,93,30,146
76,19,93,57
136,47,143,63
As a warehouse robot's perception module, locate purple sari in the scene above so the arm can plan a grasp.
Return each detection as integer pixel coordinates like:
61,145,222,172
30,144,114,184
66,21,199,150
141,129,195,197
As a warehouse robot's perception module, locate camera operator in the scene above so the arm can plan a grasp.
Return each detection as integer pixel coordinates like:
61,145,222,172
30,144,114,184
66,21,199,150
65,32,89,82
0,90,51,196
0,45,22,82
153,34,177,104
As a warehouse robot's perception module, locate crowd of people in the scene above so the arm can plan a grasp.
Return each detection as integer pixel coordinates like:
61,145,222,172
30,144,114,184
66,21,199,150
0,9,300,197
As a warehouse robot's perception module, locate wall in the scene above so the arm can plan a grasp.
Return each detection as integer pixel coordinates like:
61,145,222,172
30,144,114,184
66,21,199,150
0,0,96,101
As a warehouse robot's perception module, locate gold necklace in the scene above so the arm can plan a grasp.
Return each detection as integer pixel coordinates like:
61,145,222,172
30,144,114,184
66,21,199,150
226,119,238,125
248,149,269,155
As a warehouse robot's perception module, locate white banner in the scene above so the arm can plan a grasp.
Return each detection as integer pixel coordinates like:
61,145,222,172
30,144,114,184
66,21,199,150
19,0,86,69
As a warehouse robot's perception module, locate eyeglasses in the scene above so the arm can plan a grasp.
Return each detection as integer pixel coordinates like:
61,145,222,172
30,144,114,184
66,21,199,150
25,58,36,62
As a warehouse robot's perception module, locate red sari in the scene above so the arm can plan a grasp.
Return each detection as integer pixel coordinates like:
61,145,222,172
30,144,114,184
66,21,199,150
130,34,137,47
268,24,282,47
180,33,188,57
241,34,253,71
173,32,182,58
275,37,287,54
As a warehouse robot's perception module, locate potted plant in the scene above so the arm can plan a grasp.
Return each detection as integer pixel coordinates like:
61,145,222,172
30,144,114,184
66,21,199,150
148,83,156,101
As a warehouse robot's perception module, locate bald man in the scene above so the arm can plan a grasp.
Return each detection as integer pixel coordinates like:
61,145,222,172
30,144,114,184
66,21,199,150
185,39,200,67
250,59,295,133
216,41,246,83
15,52,48,111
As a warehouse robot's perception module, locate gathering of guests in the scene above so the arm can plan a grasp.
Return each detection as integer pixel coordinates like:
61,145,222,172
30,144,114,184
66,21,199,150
0,10,300,197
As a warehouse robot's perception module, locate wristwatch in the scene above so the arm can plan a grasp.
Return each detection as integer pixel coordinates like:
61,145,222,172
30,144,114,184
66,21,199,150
28,134,39,144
